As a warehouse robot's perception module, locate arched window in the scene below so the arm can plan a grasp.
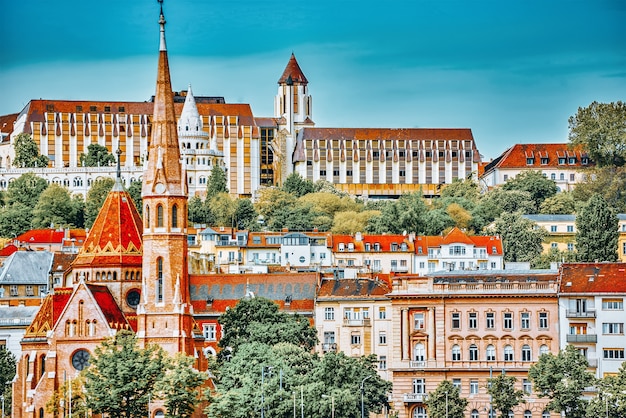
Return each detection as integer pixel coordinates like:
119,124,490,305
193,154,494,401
507,411,514,418
172,204,178,228
414,343,425,362
157,257,163,303
469,344,479,361
145,205,150,227
486,344,496,361
471,410,480,418
452,344,461,361
412,406,427,418
157,204,164,227
539,344,549,356
524,410,532,418
39,408,44,418
522,344,532,361
542,410,550,418
504,345,514,361
40,354,46,378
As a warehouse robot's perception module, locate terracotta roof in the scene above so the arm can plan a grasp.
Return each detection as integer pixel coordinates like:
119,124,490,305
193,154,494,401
330,234,414,252
441,227,474,245
15,229,67,245
414,230,502,255
72,188,142,268
23,288,72,338
484,143,592,171
317,278,391,298
299,127,475,142
87,284,135,331
0,113,18,142
189,272,318,314
0,245,18,257
559,262,626,293
278,53,308,85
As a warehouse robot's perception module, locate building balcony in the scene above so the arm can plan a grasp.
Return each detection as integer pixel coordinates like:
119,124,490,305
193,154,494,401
566,334,597,343
343,318,371,327
391,267,410,273
409,361,426,368
403,393,428,403
565,309,596,318
587,358,598,368
322,343,337,353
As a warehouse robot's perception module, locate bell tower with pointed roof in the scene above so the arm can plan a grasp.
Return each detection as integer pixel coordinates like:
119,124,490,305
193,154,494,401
274,53,314,183
137,1,195,355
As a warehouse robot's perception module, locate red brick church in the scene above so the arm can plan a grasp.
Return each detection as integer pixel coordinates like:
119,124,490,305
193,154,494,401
12,4,206,416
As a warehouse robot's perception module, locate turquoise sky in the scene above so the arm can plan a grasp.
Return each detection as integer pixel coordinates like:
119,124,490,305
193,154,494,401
1,0,624,160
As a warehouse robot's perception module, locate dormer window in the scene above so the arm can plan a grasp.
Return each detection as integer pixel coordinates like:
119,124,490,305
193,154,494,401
338,243,345,252
540,157,549,165
569,157,576,164
365,243,371,251
374,243,381,251
391,243,398,252
581,157,589,165
348,243,354,252
558,157,566,165
492,246,497,254
526,157,534,165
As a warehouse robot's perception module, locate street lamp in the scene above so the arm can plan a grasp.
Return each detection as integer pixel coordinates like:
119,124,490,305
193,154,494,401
261,365,272,418
322,394,335,418
361,375,373,418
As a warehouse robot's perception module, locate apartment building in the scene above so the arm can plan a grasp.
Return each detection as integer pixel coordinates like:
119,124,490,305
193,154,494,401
387,270,559,418
330,232,415,274
558,263,626,378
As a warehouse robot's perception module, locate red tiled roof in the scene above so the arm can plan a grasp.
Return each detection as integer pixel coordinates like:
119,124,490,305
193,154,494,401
0,113,18,142
559,263,626,293
23,288,73,338
278,53,308,85
317,278,391,298
72,188,143,268
330,234,414,252
414,230,502,255
87,284,135,331
189,272,318,313
16,229,66,244
0,244,18,257
300,127,475,142
486,143,592,170
441,227,474,245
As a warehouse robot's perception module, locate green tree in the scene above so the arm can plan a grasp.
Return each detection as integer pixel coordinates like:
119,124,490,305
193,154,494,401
282,172,315,197
0,348,15,417
440,178,480,202
331,210,379,234
425,380,467,418
188,195,214,225
492,211,546,263
70,193,86,228
32,184,78,228
502,170,558,210
0,203,32,237
366,192,427,234
12,133,48,168
84,330,167,418
79,143,116,167
532,247,577,269
539,191,577,214
208,192,237,227
422,208,455,235
267,201,322,231
586,362,626,418
572,166,626,213
46,375,89,417
256,188,297,226
487,373,525,418
234,198,258,230
155,353,207,418
127,180,143,215
206,166,228,199
575,193,618,262
84,178,115,229
217,297,318,358
568,100,626,167
299,192,362,218
528,345,595,418
5,172,48,208
478,188,537,221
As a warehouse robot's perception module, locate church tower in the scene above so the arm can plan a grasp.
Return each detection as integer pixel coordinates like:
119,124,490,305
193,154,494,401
137,1,194,355
273,53,314,183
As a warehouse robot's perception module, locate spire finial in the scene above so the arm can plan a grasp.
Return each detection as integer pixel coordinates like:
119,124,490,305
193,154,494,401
158,0,167,51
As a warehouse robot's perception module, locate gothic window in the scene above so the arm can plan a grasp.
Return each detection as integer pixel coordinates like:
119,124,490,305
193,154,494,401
145,205,150,228
157,204,164,228
172,204,178,228
157,257,164,303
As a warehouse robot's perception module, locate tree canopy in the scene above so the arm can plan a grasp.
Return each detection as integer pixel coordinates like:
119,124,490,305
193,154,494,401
32,184,81,228
487,373,525,418
281,172,315,197
84,330,168,418
217,297,317,358
206,166,228,199
13,133,49,168
568,100,626,167
528,345,595,418
492,211,546,263
5,172,48,208
425,380,467,418
79,143,116,167
575,193,618,262
502,170,558,210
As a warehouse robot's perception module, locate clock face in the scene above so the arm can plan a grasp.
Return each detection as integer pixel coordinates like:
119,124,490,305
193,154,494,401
126,289,141,308
72,349,90,371
155,182,166,194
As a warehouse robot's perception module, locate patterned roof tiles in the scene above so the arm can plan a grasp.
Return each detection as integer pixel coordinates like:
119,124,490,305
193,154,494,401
278,53,308,85
484,143,592,171
559,262,626,293
299,127,475,141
